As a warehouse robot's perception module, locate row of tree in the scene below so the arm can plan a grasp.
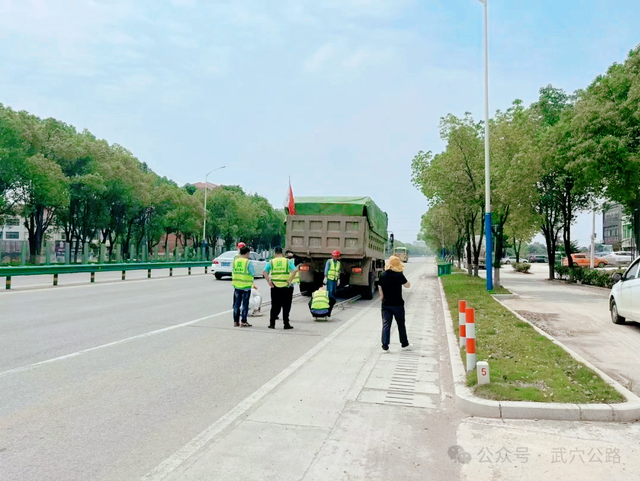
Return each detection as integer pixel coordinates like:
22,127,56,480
0,104,285,260
412,45,640,285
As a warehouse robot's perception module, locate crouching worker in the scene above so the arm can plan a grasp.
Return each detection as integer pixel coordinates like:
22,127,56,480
309,286,336,321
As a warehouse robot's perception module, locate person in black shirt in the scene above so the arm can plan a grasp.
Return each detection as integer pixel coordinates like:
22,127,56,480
377,255,411,351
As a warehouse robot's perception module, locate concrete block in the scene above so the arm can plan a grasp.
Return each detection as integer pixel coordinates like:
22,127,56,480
499,401,581,421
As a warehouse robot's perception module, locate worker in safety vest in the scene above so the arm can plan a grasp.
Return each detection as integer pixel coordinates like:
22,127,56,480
231,246,255,327
286,250,300,287
263,246,298,329
309,286,336,321
324,250,342,300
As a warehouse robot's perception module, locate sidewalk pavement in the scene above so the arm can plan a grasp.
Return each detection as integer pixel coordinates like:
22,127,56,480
161,261,463,481
150,260,640,481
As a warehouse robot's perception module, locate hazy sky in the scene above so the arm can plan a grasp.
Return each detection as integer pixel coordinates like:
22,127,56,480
1,0,638,243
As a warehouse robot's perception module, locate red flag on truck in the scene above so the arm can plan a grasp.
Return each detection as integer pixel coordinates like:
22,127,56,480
285,179,295,215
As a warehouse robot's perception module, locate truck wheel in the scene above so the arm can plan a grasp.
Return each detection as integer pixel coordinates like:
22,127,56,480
361,272,375,300
611,299,626,325
300,282,313,296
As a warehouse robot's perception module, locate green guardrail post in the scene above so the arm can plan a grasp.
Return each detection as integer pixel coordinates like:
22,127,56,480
131,244,137,263
116,244,122,263
90,271,95,283
82,243,89,264
21,241,28,266
53,273,58,286
99,244,106,264
173,246,179,262
142,245,148,263
45,241,51,266
165,247,170,261
65,243,70,265
6,276,11,290
183,246,189,261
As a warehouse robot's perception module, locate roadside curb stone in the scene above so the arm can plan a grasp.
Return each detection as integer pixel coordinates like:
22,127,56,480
438,278,640,422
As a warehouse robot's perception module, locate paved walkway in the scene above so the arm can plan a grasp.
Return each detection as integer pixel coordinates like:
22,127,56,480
144,260,640,481
159,261,463,481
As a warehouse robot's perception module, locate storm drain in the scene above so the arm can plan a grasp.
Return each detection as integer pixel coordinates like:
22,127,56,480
385,352,421,406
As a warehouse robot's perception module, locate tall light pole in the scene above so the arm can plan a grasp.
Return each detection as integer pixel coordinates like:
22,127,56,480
479,0,493,291
202,166,226,246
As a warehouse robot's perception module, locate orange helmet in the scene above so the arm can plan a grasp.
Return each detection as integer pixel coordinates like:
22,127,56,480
332,250,341,257
237,242,246,249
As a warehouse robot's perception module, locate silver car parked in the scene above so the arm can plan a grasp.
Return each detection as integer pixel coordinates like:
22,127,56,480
610,257,640,324
602,251,634,266
212,251,267,280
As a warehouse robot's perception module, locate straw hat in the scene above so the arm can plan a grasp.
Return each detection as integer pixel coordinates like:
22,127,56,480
385,255,404,272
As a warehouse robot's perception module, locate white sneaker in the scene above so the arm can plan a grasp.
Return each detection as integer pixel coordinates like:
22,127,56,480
402,344,411,351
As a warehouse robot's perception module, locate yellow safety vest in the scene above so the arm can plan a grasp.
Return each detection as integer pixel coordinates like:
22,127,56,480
311,290,331,310
327,260,341,281
292,270,300,284
270,257,291,288
232,257,253,289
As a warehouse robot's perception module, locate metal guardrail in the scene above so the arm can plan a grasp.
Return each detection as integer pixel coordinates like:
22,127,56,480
0,261,211,290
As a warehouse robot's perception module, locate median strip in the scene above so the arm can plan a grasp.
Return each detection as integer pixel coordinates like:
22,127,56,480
441,274,622,404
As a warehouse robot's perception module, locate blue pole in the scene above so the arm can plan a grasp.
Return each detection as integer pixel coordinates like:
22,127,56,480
485,213,493,291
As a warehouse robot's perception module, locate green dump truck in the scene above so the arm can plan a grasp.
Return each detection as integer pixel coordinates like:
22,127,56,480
285,196,389,299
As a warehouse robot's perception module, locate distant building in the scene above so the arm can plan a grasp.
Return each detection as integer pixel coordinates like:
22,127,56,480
603,204,623,249
621,215,637,254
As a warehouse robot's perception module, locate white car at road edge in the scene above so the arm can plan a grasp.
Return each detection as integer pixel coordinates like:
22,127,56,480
212,250,267,280
610,257,640,324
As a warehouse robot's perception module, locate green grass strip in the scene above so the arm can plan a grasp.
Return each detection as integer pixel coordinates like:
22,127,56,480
441,274,624,404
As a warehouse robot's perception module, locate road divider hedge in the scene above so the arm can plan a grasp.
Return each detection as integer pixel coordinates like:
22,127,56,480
555,265,626,289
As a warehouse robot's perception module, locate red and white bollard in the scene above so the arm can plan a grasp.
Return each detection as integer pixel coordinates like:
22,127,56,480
458,300,467,349
465,307,476,372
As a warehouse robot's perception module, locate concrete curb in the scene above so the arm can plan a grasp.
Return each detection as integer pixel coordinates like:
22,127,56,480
437,278,640,422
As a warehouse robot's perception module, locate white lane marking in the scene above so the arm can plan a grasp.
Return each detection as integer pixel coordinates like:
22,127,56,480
142,266,427,481
140,303,378,481
0,310,233,378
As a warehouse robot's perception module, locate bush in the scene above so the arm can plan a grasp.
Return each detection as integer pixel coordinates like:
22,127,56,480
512,262,531,273
555,265,625,289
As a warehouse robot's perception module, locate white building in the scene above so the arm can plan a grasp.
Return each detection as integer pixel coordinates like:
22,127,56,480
0,215,65,243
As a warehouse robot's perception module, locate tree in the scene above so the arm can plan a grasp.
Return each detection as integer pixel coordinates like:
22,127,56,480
488,100,538,287
531,85,577,279
412,113,485,276
569,46,640,251
14,154,68,257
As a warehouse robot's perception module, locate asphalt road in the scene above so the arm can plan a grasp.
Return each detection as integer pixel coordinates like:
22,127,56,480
0,263,419,481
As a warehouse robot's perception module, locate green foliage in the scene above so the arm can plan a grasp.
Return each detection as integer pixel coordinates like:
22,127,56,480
512,262,532,273
555,265,626,289
0,103,283,256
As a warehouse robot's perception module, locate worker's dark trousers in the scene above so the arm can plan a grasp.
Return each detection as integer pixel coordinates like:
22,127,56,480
381,306,409,349
270,286,293,326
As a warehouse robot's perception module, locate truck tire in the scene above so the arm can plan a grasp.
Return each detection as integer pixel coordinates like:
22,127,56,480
361,272,375,300
300,282,314,296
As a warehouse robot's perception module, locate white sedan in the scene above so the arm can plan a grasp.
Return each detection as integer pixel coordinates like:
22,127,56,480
212,251,267,280
610,257,640,324
602,251,634,266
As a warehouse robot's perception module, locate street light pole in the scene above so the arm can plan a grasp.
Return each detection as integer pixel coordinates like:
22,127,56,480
479,0,493,291
202,166,226,246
